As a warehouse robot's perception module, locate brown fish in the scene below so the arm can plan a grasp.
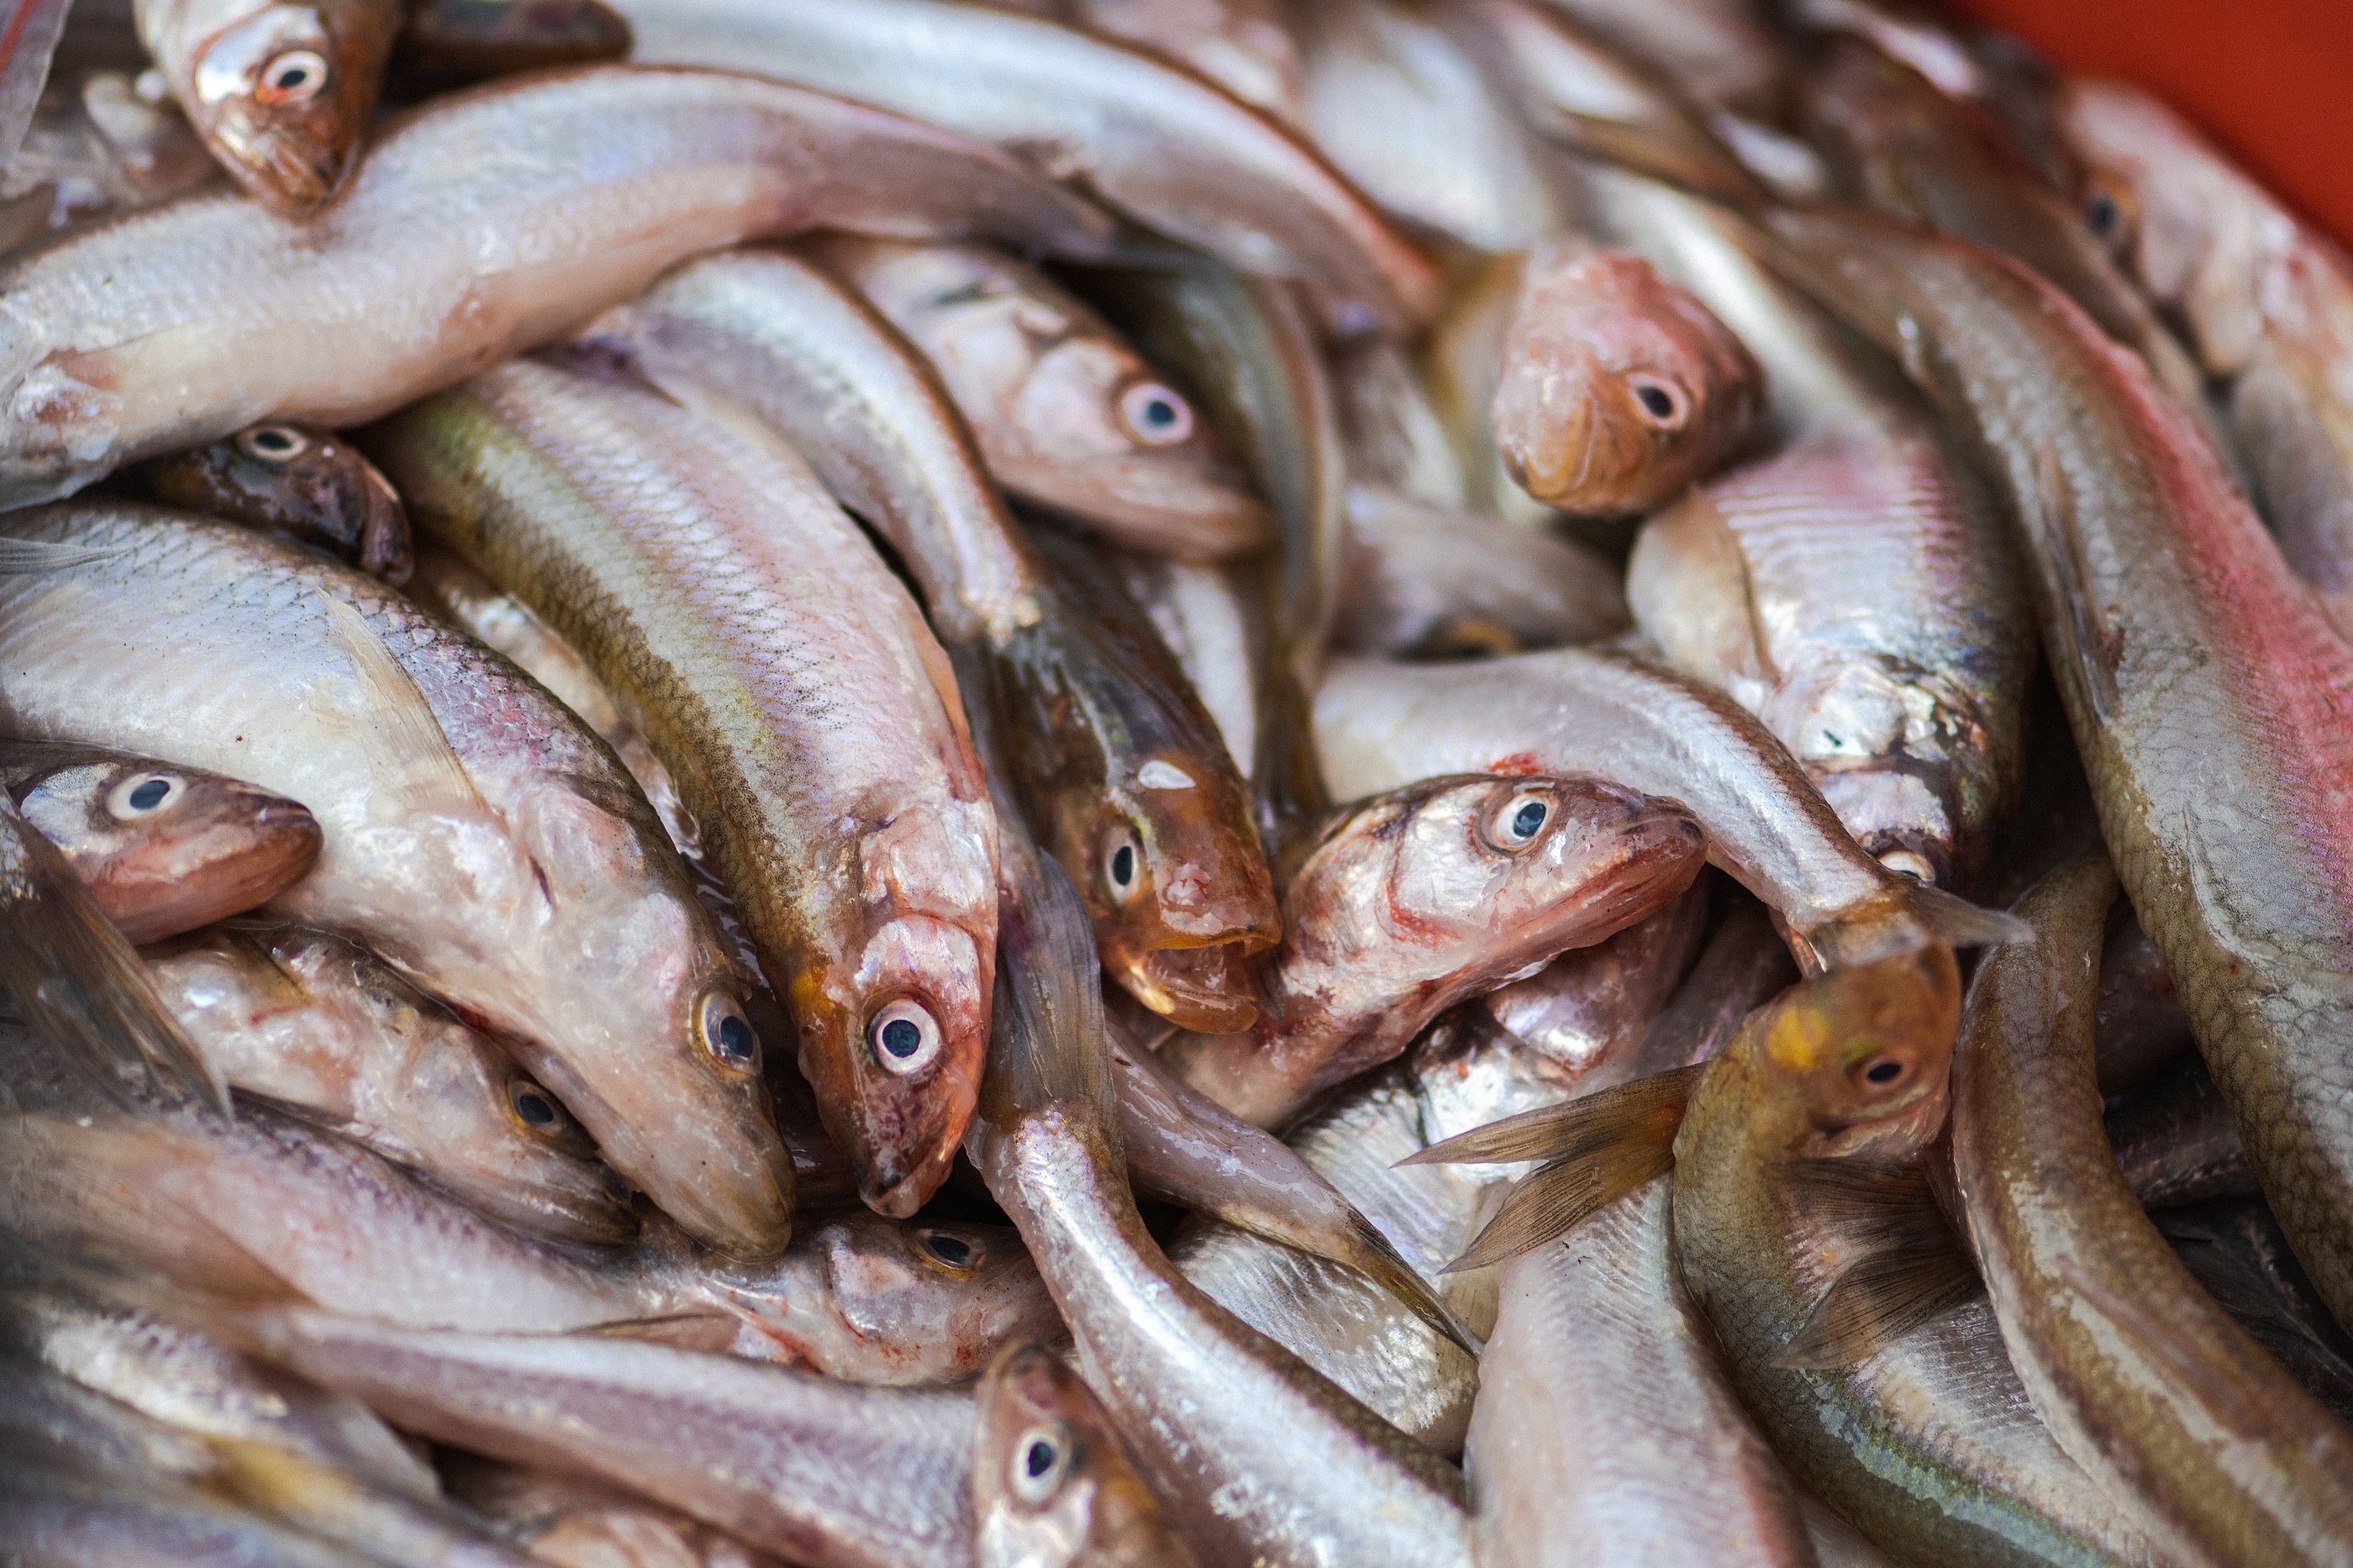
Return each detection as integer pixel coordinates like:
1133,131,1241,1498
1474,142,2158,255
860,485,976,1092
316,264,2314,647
129,423,411,581
0,738,319,944
973,1343,1198,1568
391,0,631,95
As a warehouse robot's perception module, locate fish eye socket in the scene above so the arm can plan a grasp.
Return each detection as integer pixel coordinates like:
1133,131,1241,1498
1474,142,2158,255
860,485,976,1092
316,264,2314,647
508,1080,562,1131
697,992,760,1073
868,999,942,1076
256,50,329,105
236,424,308,463
1103,825,1144,904
1480,789,1554,852
1116,380,1195,446
2086,191,2119,236
917,1228,980,1272
107,773,182,819
1853,1052,1909,1090
1628,373,1689,430
1009,1421,1076,1504
1877,847,1937,886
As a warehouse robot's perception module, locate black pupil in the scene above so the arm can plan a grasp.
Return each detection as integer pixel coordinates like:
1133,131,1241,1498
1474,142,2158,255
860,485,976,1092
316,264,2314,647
2087,193,2119,235
514,1091,555,1126
254,430,295,454
1510,801,1546,839
1110,843,1135,886
276,63,311,88
1024,1439,1057,1480
924,1233,974,1266
127,778,170,811
881,1017,923,1058
1636,383,1677,420
1865,1059,1903,1085
1140,395,1177,428
715,1012,755,1062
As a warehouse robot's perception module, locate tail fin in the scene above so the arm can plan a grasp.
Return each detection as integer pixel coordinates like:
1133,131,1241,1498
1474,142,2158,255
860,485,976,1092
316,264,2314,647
1402,1063,1705,1167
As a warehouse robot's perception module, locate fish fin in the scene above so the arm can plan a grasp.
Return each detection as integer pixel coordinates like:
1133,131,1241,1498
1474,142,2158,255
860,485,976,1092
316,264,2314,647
1402,1063,1706,1167
1806,883,2031,968
317,593,486,820
2032,442,2120,724
0,538,124,574
0,802,229,1114
1771,1161,1977,1369
1441,1134,1678,1273
1335,1208,1483,1356
1904,881,2034,949
573,1312,744,1355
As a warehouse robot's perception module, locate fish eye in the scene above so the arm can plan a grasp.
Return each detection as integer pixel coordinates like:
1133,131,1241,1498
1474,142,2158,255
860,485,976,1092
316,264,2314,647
916,1228,981,1272
106,772,182,819
1852,1051,1911,1090
1008,1421,1077,1505
868,999,942,1076
2085,191,2119,237
508,1079,564,1132
1480,789,1554,852
256,50,329,106
1103,825,1145,904
235,424,309,464
1627,373,1689,430
1116,380,1195,446
1877,848,1937,886
697,992,761,1074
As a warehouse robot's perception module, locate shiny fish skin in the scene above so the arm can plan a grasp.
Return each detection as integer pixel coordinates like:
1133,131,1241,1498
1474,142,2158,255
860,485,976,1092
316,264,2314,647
0,1456,419,1568
0,738,319,944
1059,0,1306,126
0,65,1113,507
1528,0,1783,113
131,0,399,213
129,422,412,582
141,923,634,1247
1109,547,1260,776
812,237,1272,560
973,1342,1198,1568
1338,484,1631,658
1765,202,2353,1344
445,1460,771,1568
369,357,998,1220
391,0,632,95
0,502,792,1255
1947,856,2353,1565
614,0,1440,334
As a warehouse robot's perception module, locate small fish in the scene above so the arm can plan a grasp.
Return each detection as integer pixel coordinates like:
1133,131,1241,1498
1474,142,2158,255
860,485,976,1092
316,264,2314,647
0,739,319,944
1161,773,1705,1129
129,423,411,581
131,0,401,212
973,1342,1198,1568
141,923,636,1247
1490,239,1766,518
812,237,1272,560
391,0,631,95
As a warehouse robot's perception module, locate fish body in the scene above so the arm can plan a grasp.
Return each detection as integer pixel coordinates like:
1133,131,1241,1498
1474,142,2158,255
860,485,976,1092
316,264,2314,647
0,502,791,1255
129,422,411,581
0,739,318,944
0,65,1112,506
1059,0,1305,125
1338,483,1629,657
392,0,632,94
974,1342,1198,1568
132,0,398,212
370,356,998,1219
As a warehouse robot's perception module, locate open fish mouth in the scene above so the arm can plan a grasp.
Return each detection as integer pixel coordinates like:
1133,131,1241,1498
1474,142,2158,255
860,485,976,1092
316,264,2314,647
1130,939,1269,1034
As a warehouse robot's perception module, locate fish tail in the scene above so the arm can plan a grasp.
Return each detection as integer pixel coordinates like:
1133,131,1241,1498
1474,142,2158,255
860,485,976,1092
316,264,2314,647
1401,1061,1708,1167
1334,1208,1485,1357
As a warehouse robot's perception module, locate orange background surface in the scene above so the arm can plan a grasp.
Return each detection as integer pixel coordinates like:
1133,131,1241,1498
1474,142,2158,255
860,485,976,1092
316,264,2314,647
1949,0,2353,245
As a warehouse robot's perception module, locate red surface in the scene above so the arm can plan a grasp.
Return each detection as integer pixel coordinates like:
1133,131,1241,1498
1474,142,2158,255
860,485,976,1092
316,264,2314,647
1949,0,2353,245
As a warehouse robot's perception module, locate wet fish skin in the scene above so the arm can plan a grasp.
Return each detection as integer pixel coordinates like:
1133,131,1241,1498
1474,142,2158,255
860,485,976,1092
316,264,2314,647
813,237,1272,561
1161,772,1706,1129
0,739,319,944
1526,0,1783,114
1338,484,1630,658
129,422,411,581
615,0,1442,334
0,65,1113,507
371,357,998,1220
0,502,792,1255
1764,201,2353,1344
974,1342,1198,1568
132,0,399,213
1949,855,2353,1564
1106,547,1259,777
141,923,636,1247
392,0,631,95
2156,1202,2353,1431
0,1454,421,1568
1059,0,1305,125
2103,1055,2256,1212
445,1460,770,1568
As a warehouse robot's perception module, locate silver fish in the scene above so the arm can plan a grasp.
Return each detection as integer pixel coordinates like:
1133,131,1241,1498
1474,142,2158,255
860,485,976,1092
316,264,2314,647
1338,483,1629,657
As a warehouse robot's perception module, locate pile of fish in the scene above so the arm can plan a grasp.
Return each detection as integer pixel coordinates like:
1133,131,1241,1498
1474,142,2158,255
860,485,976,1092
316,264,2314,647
3,0,2353,1561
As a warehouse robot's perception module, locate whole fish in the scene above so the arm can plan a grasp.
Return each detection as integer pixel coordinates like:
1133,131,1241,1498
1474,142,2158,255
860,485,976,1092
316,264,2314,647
613,0,1440,334
128,423,412,581
141,923,635,1247
0,739,318,944
974,1342,1198,1568
2060,76,2353,638
808,237,1272,560
1337,484,1630,657
1764,200,2353,1342
1947,855,2353,1564
131,0,399,212
1161,772,1705,1129
369,357,998,1219
0,65,1113,507
391,0,631,94
1,68,216,244
445,1460,771,1568
0,502,792,1255
1314,650,2025,971
1055,0,1305,126
1490,239,1766,518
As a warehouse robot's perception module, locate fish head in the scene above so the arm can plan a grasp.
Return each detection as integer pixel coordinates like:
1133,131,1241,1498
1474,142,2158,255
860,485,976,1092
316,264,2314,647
795,797,998,1218
1009,335,1274,554
1750,943,1961,1160
15,756,321,945
188,4,381,212
704,1213,1060,1381
137,424,413,582
974,1343,1195,1568
1492,245,1764,516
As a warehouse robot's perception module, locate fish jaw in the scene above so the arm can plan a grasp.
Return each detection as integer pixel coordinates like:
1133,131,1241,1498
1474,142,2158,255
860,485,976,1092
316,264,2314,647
189,5,384,213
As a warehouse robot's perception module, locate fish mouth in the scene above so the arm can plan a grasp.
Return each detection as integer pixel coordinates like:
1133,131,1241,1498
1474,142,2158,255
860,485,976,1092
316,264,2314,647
308,456,414,583
213,113,360,213
1518,808,1708,955
1123,939,1269,1034
1029,469,1274,560
108,790,324,944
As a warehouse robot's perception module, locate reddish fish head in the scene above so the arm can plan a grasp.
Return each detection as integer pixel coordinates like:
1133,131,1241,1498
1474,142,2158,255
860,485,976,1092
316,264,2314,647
190,3,388,212
136,424,412,582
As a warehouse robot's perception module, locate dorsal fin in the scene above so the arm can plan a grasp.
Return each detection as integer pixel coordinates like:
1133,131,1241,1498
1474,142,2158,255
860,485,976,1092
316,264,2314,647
316,593,487,820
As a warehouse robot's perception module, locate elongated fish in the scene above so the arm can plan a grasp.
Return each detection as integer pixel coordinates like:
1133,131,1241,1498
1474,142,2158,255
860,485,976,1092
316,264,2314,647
974,1342,1198,1568
129,423,410,581
1,739,318,944
0,502,791,1254
132,0,399,212
613,0,1440,334
370,356,998,1219
142,923,634,1246
0,65,1113,506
